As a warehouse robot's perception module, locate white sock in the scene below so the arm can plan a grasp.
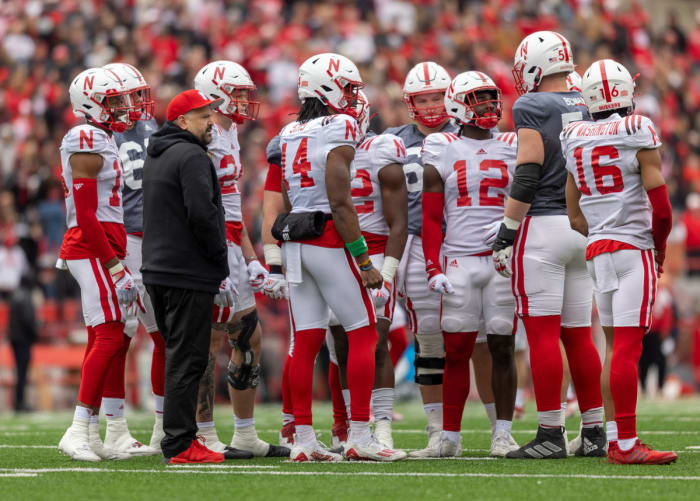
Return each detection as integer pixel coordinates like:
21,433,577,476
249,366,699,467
606,421,618,442
196,420,215,430
443,430,461,445
234,416,255,430
560,402,567,426
483,403,497,432
349,420,371,445
618,437,637,451
424,403,443,430
581,406,604,429
538,409,562,429
154,394,164,415
89,415,99,425
515,389,524,408
371,388,394,421
495,419,512,435
342,389,351,421
74,405,92,423
282,413,295,426
296,424,315,445
566,385,575,401
102,398,125,420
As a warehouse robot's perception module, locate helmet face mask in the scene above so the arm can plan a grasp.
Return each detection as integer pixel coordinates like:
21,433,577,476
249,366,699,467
70,67,134,133
219,84,260,123
103,63,153,122
462,88,502,129
445,71,501,129
298,53,364,118
405,91,448,128
355,90,370,139
402,62,451,128
195,60,260,124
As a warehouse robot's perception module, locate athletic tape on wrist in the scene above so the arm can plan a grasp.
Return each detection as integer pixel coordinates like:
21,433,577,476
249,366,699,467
263,244,282,266
380,256,400,283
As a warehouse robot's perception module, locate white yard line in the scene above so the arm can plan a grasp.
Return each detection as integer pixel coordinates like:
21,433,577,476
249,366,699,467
0,473,38,477
0,468,698,481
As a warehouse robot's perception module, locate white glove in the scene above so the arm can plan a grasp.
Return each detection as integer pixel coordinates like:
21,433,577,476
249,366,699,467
262,273,288,300
247,260,269,291
371,281,392,308
110,267,138,307
428,273,454,295
493,247,513,278
481,220,502,248
215,277,238,308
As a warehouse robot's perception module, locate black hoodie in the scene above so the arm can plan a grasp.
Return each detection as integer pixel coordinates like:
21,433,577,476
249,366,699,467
141,121,228,293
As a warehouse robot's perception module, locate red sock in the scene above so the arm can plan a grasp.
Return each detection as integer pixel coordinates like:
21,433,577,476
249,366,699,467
149,330,165,397
102,334,132,398
560,326,603,413
611,326,645,440
78,322,125,408
346,324,378,423
282,354,294,416
81,326,96,373
328,361,348,425
442,331,478,432
290,329,326,426
388,326,409,366
523,315,563,412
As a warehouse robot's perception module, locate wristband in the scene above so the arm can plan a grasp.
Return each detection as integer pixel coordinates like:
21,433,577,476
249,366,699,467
108,262,124,278
263,244,282,266
358,258,373,271
345,236,369,257
503,216,521,231
380,256,400,283
270,264,283,274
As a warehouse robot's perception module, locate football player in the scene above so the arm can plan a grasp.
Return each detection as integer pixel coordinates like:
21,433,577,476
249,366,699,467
99,62,160,457
194,61,288,458
491,31,605,459
57,67,139,461
384,62,456,457
561,59,676,464
422,71,519,457
326,91,408,449
280,53,405,462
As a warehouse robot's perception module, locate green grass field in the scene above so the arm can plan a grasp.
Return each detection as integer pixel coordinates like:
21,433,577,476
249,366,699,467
1,398,699,500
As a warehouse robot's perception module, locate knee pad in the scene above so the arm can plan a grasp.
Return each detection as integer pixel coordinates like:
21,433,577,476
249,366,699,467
414,331,444,385
224,310,259,390
227,359,260,390
485,317,514,337
227,310,258,353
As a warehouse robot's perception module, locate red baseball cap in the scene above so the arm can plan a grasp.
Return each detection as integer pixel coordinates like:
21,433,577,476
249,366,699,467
166,89,224,121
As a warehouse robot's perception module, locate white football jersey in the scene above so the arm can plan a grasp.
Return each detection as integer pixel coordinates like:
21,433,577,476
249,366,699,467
60,124,123,229
208,122,243,222
281,114,359,214
422,131,517,256
560,113,661,250
351,133,407,235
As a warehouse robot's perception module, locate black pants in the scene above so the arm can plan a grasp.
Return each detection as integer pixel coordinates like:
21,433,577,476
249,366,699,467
10,340,32,410
146,284,214,458
639,331,666,391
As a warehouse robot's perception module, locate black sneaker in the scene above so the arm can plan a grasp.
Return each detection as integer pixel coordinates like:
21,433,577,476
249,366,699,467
265,444,291,457
573,425,607,457
506,426,567,459
224,446,254,459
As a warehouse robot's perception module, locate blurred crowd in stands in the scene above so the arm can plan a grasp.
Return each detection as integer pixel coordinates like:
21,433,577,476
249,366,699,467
1,0,700,410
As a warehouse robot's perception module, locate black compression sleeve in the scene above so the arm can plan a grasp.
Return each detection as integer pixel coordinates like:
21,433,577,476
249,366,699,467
509,162,542,204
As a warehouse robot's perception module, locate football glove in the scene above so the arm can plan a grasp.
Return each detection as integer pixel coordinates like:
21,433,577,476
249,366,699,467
247,259,269,290
481,220,502,248
492,223,517,278
428,273,454,295
262,273,288,300
371,281,392,308
110,267,139,307
215,277,238,308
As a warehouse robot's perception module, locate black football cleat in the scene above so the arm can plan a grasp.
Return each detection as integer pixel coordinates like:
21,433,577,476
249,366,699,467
265,444,291,457
573,425,607,457
506,426,567,459
224,446,254,460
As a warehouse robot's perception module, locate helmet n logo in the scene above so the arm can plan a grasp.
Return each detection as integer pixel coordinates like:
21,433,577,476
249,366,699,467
83,75,95,91
213,66,225,83
326,58,340,77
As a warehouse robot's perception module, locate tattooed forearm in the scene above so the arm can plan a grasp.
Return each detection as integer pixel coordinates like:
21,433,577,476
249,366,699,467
196,353,216,422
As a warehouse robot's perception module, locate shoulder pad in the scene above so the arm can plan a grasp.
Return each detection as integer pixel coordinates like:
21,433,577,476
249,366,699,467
621,115,661,148
63,125,111,155
266,134,282,166
421,132,455,167
495,132,517,148
364,134,407,166
324,114,360,147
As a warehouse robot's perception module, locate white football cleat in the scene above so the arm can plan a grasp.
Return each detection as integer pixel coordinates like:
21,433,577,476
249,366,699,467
374,419,394,449
344,437,407,462
104,418,158,456
58,423,101,462
568,429,582,456
231,427,290,457
436,435,462,457
290,441,344,462
408,424,442,458
149,414,164,453
89,421,131,460
490,430,519,457
196,425,228,454
330,421,349,449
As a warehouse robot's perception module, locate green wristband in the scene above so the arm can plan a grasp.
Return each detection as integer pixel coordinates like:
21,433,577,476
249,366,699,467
345,236,368,257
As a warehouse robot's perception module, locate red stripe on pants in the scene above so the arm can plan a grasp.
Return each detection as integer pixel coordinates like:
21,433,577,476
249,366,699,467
90,258,114,323
639,250,650,326
513,217,531,316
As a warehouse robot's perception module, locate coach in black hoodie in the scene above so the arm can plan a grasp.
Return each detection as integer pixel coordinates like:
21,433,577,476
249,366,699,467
142,90,233,463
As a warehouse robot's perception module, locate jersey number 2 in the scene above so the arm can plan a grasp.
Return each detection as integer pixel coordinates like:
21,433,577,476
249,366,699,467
573,145,623,195
351,169,373,213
